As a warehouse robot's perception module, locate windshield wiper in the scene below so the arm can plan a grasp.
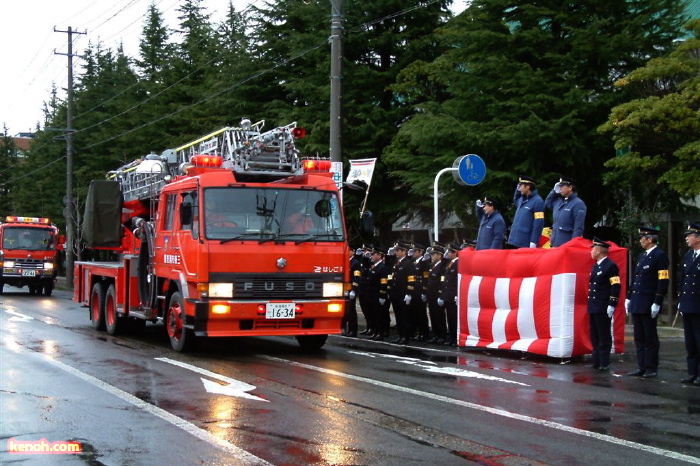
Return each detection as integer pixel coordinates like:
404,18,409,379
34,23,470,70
219,233,263,244
294,233,342,244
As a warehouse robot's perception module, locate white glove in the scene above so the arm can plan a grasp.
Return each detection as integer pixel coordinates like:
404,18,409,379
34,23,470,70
625,299,630,316
348,290,356,300
387,247,396,256
678,304,682,315
529,242,536,248
422,253,430,261
476,199,484,208
454,296,458,303
404,294,412,305
379,298,385,305
554,182,562,194
437,298,444,307
606,306,615,318
651,303,660,319
421,294,427,303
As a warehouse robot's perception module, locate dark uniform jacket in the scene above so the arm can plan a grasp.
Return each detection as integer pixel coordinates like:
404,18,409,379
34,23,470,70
426,259,448,300
389,257,417,301
545,191,587,247
440,258,459,302
350,255,363,297
679,250,700,314
587,257,621,314
414,256,431,297
366,260,388,302
476,206,506,250
507,188,545,248
628,246,669,313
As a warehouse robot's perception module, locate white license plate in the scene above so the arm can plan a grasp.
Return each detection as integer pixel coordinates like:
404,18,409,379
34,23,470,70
22,270,36,277
265,302,295,319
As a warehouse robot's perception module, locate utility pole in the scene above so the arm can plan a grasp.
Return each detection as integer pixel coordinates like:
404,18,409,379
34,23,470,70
55,26,86,288
329,0,343,163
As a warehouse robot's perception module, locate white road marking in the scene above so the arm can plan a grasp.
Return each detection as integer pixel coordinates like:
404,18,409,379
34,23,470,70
6,309,34,322
349,351,529,386
156,357,268,402
259,355,700,464
2,336,271,465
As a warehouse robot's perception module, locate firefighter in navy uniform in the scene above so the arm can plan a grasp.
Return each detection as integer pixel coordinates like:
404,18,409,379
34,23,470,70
507,175,545,249
475,196,506,250
678,222,700,385
364,247,389,341
440,242,462,346
587,238,621,371
356,246,374,335
426,243,448,344
626,225,669,378
389,240,418,344
411,243,431,341
343,246,362,337
544,176,587,247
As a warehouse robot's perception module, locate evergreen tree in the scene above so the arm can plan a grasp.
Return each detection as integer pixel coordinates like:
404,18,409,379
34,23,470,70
384,0,686,240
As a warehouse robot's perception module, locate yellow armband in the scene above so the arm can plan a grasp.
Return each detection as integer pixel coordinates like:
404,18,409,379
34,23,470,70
610,276,620,285
658,270,669,280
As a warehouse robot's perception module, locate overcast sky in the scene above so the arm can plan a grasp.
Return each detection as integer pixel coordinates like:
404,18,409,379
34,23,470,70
1,0,467,136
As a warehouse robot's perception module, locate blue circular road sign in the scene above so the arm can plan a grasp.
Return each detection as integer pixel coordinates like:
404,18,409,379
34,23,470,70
457,154,486,186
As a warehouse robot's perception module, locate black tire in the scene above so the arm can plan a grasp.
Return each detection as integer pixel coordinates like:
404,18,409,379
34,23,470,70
36,285,44,295
166,291,194,352
44,284,53,296
28,285,36,295
105,285,123,336
296,335,328,350
0,282,4,294
90,282,107,331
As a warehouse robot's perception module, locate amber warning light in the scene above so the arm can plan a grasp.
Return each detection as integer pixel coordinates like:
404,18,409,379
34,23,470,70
301,159,332,173
190,154,223,168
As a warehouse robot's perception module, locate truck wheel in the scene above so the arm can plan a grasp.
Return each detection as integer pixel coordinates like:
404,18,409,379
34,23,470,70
90,282,107,331
166,292,194,352
295,335,328,350
0,282,3,294
28,285,37,295
36,285,44,295
44,284,53,296
105,285,123,336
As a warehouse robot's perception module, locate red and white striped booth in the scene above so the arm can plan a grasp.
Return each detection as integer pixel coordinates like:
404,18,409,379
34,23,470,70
457,237,627,358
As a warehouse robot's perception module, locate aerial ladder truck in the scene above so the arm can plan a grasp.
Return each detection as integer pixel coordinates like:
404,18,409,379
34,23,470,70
74,119,349,351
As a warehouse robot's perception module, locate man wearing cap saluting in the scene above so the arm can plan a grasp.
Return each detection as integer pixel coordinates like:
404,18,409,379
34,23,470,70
365,247,389,341
587,238,621,371
678,222,700,385
475,196,505,250
545,176,587,247
626,225,669,378
507,175,545,248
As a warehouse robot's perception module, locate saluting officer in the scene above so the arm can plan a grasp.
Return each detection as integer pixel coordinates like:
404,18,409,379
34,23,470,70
545,176,587,247
426,243,448,344
475,196,506,250
388,240,418,344
365,247,389,341
678,222,700,385
440,242,462,346
507,175,545,248
626,225,669,378
410,243,431,341
587,238,621,371
356,245,374,335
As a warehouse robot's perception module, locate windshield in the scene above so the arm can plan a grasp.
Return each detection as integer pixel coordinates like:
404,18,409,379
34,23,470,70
203,187,345,242
2,227,55,250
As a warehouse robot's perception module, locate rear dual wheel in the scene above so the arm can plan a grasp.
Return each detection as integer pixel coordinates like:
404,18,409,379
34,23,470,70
90,283,106,331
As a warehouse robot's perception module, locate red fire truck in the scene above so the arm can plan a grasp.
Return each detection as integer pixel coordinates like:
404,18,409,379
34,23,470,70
73,119,350,351
0,216,64,295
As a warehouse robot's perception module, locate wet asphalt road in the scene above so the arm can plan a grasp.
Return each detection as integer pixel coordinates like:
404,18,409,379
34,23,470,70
1,287,699,465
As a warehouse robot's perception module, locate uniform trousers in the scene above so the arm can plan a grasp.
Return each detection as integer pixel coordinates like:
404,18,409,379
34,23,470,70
427,297,447,338
632,313,659,372
342,298,358,333
391,297,411,338
589,313,612,368
683,313,700,377
445,299,458,344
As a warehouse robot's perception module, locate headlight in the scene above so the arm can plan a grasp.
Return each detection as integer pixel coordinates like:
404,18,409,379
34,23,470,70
3,261,15,268
44,262,54,270
322,282,344,298
208,283,234,298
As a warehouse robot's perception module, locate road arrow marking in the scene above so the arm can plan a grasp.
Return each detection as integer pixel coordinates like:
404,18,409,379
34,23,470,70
155,357,267,402
6,309,34,322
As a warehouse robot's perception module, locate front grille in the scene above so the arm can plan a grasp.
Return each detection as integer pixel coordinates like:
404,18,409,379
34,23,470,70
13,259,43,269
210,273,343,299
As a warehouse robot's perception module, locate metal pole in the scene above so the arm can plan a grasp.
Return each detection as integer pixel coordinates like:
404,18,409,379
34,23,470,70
55,26,86,288
329,0,343,163
433,168,457,242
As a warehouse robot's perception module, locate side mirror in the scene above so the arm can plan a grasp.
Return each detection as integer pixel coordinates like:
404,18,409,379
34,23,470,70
361,210,374,235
